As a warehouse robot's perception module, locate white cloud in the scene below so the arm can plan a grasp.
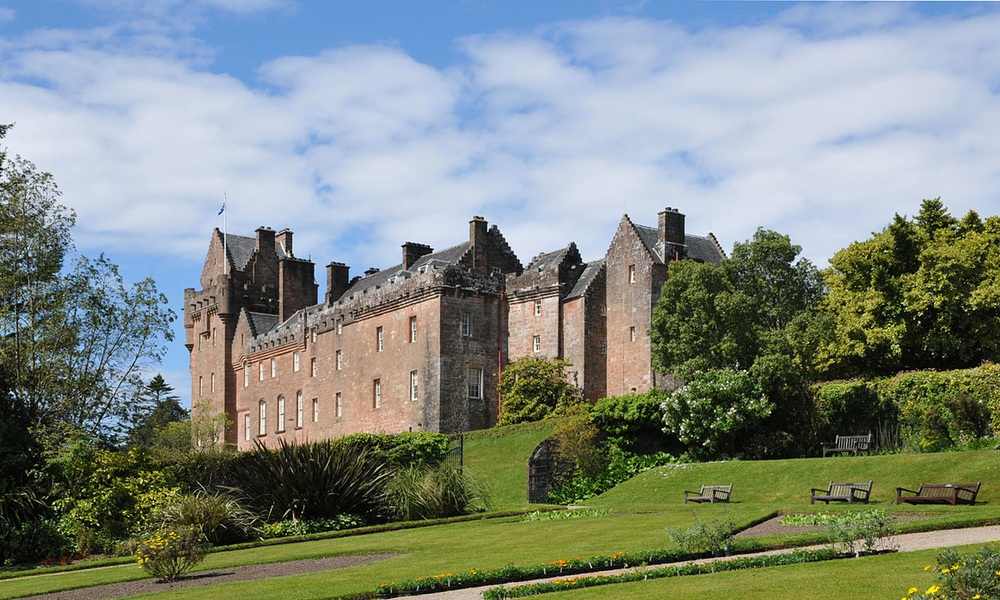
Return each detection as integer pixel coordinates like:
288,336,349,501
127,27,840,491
0,7,14,24
1,7,999,274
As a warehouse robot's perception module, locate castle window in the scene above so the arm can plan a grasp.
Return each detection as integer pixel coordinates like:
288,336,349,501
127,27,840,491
337,320,343,335
293,352,300,373
310,357,317,377
212,327,216,346
467,368,483,400
244,413,250,442
461,313,473,337
312,397,319,423
270,358,277,378
335,392,343,418
258,400,267,436
210,372,215,393
244,365,249,388
532,335,541,353
628,264,636,284
409,316,417,343
336,349,343,371
296,391,304,428
534,299,542,316
376,326,384,352
277,396,286,432
373,379,382,409
198,376,203,398
409,370,418,401
629,326,636,342
259,363,264,382
311,329,317,344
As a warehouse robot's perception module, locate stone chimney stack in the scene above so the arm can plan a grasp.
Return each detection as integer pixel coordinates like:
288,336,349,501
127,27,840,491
402,242,433,270
275,228,293,257
256,226,276,254
658,207,686,260
325,262,350,304
469,216,489,271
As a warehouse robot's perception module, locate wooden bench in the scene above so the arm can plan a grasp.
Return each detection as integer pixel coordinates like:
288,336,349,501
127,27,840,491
896,482,981,506
822,434,872,457
684,484,733,504
811,480,873,504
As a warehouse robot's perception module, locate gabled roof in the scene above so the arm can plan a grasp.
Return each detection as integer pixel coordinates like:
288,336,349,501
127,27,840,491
633,224,726,264
340,242,471,300
565,259,605,299
220,232,291,271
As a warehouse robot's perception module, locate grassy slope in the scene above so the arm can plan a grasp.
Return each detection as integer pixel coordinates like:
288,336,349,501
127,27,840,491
0,506,768,599
540,543,994,600
462,419,558,509
5,448,999,599
591,449,1000,510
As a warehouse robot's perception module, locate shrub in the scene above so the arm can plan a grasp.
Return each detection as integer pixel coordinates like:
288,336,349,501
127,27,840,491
661,369,773,459
260,515,364,539
499,358,580,425
335,432,450,469
387,464,490,520
548,445,675,504
224,439,393,522
551,406,604,477
667,519,736,556
589,392,672,453
0,519,70,566
902,547,1000,600
824,509,896,557
133,526,207,582
159,492,258,545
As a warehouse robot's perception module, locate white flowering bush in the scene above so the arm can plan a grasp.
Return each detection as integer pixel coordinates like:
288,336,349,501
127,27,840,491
661,369,773,459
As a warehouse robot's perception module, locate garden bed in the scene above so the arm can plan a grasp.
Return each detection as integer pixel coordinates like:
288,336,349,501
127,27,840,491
18,553,395,600
736,512,931,538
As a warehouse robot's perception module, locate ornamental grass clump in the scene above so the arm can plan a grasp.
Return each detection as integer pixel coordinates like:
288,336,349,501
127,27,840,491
902,547,1000,599
387,463,491,520
159,492,259,546
134,526,207,582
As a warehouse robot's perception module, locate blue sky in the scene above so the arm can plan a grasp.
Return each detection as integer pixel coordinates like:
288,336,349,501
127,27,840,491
2,1,999,407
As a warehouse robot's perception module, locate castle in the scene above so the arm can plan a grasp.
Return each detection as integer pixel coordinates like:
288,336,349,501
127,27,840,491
184,209,725,449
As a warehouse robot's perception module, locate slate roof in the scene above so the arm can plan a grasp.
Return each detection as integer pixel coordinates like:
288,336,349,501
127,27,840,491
221,232,290,271
633,224,725,264
526,245,574,273
566,259,605,299
245,311,279,337
339,242,471,300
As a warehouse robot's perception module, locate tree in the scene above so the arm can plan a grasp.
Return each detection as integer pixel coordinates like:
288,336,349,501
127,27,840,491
651,228,823,378
499,357,580,425
820,199,1000,376
127,375,188,449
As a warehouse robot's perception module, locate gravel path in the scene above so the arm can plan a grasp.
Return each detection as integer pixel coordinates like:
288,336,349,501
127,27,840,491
413,525,1000,600
20,553,395,600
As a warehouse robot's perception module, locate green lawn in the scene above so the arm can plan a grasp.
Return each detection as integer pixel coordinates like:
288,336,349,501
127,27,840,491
4,447,998,599
538,543,995,600
591,449,1000,509
463,419,558,509
0,505,769,599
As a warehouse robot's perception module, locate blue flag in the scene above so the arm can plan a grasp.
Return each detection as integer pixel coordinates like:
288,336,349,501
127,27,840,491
218,202,225,216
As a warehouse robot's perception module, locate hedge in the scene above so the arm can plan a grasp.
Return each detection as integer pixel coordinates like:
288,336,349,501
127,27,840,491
813,364,1000,451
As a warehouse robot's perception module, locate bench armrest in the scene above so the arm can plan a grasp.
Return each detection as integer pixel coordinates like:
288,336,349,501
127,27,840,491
683,490,700,497
896,487,918,495
810,488,828,494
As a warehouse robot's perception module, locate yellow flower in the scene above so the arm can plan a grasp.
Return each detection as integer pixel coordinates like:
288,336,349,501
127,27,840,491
926,584,940,595
923,565,933,572
907,587,918,594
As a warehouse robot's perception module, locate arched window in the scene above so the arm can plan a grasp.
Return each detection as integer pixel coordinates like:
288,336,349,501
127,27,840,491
258,400,267,436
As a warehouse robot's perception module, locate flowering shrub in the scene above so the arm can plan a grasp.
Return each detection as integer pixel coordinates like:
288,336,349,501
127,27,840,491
903,547,1000,599
260,515,364,539
520,509,609,522
824,509,896,557
133,526,207,582
668,519,737,556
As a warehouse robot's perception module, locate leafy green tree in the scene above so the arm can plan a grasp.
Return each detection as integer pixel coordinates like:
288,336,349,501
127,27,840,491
820,199,1000,376
651,228,823,378
499,357,580,425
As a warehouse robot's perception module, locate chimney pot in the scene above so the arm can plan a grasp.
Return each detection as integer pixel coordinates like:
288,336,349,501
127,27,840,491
402,242,434,270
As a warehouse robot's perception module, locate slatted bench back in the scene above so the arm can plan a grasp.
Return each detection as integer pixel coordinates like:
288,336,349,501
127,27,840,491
834,434,872,451
700,485,732,496
918,483,980,500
